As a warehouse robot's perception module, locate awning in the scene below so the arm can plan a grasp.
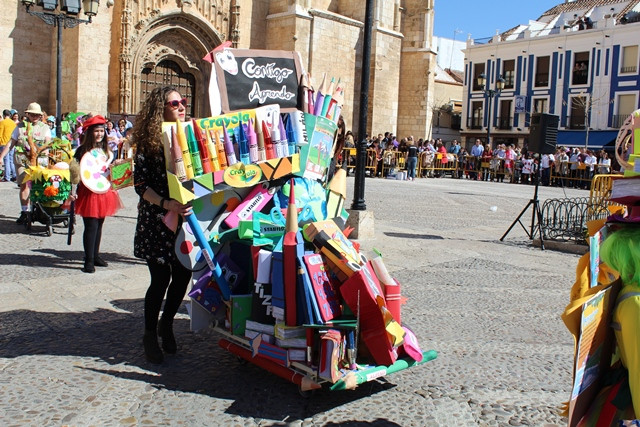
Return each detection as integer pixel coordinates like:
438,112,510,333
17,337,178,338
556,130,618,149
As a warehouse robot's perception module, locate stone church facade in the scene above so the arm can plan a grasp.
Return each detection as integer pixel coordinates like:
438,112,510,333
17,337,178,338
0,0,435,138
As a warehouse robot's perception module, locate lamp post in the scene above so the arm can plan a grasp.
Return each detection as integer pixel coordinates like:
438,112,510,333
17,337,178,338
20,0,100,138
351,0,373,211
476,73,505,147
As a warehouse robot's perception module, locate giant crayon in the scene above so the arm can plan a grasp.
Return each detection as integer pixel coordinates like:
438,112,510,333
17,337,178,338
192,119,212,174
175,120,194,179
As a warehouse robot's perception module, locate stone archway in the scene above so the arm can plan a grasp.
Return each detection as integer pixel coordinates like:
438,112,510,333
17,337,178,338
123,10,223,117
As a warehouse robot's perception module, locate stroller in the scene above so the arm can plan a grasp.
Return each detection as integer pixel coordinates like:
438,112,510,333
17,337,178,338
24,140,74,237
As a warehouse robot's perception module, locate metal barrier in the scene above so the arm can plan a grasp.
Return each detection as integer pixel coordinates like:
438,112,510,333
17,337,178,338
589,174,623,213
549,162,596,188
540,197,610,244
417,152,459,177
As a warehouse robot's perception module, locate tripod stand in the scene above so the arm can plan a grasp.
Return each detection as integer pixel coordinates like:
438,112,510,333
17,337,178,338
500,166,545,250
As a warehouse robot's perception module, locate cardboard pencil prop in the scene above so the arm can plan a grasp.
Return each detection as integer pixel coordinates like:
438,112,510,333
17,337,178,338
283,178,299,326
192,119,212,174
203,127,221,171
210,128,228,170
330,350,438,391
222,125,238,166
169,126,188,182
255,118,267,161
186,124,204,177
300,73,310,114
185,214,231,301
371,254,402,324
175,120,194,180
313,73,328,116
320,77,335,117
262,119,275,160
247,118,259,163
237,120,251,165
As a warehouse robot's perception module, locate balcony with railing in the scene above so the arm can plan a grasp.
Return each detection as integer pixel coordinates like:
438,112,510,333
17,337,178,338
567,115,586,129
612,114,631,128
497,116,513,130
468,117,483,129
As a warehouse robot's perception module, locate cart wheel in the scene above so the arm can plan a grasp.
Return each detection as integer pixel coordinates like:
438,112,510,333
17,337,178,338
62,219,68,227
298,387,316,399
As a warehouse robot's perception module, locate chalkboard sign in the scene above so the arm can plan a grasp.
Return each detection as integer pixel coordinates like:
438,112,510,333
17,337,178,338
213,49,303,113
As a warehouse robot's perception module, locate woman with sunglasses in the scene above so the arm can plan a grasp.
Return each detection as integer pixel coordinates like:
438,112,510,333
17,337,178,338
131,86,192,364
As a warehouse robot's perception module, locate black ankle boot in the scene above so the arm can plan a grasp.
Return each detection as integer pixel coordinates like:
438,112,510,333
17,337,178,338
143,330,164,364
158,318,177,354
94,256,108,267
82,260,95,273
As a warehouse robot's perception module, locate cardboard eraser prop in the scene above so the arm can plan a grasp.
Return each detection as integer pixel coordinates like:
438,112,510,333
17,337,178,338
400,326,423,362
251,281,273,324
250,334,289,367
224,182,274,229
80,149,110,194
341,262,398,366
303,253,342,322
219,338,321,391
319,329,343,383
371,255,402,323
330,350,438,391
230,294,253,336
206,48,303,113
186,214,231,300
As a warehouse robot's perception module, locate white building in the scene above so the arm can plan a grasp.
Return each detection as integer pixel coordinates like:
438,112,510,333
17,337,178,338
461,0,640,151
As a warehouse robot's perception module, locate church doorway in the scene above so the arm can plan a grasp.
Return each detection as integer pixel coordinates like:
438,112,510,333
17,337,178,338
140,60,196,118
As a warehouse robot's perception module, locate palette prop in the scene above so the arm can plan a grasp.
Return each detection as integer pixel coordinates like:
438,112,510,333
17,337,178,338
614,109,640,176
80,149,111,194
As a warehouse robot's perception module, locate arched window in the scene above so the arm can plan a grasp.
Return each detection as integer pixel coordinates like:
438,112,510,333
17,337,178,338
141,60,196,117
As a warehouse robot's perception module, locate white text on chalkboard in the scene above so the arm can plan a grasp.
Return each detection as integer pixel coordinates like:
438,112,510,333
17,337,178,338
242,59,294,84
248,82,295,104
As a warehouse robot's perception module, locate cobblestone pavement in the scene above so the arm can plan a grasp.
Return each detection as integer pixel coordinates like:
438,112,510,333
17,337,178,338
0,176,588,426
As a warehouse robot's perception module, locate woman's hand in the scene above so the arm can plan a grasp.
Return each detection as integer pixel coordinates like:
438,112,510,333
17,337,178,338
165,199,192,216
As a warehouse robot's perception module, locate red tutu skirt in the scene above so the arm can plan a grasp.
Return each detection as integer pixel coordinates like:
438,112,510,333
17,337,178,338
75,184,124,218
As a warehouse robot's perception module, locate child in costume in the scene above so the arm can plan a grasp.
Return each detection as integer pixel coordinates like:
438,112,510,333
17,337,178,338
71,115,122,273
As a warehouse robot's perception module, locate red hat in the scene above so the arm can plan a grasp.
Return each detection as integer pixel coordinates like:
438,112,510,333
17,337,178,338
82,115,107,129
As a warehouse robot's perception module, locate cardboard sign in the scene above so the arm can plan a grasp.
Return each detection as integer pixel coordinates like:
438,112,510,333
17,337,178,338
212,49,303,113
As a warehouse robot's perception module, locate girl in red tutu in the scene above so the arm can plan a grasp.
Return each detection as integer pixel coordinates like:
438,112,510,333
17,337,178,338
72,115,123,273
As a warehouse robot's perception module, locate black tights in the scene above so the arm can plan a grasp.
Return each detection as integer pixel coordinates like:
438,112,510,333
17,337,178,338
144,258,192,332
82,217,104,263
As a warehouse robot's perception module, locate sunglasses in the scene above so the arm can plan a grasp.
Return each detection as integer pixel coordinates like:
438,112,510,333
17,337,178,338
165,98,187,108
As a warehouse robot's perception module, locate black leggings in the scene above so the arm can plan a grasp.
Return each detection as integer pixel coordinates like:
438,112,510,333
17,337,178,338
82,217,105,262
144,258,192,332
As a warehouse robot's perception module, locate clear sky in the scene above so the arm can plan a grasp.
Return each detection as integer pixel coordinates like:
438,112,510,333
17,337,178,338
434,1,563,40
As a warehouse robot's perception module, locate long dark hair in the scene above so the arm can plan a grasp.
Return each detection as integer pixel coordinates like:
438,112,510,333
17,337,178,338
74,124,109,161
130,85,180,157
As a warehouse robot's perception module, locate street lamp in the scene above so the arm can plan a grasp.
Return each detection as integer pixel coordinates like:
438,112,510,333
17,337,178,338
477,73,505,147
20,0,100,138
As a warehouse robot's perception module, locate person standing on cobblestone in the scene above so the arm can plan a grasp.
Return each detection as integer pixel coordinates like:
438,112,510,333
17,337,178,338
131,86,193,364
0,109,17,181
0,102,51,224
71,115,122,273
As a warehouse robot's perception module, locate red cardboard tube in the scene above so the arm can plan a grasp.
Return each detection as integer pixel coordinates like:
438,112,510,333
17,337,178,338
219,339,321,391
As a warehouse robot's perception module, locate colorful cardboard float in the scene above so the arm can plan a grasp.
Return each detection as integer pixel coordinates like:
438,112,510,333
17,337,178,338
167,48,436,393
